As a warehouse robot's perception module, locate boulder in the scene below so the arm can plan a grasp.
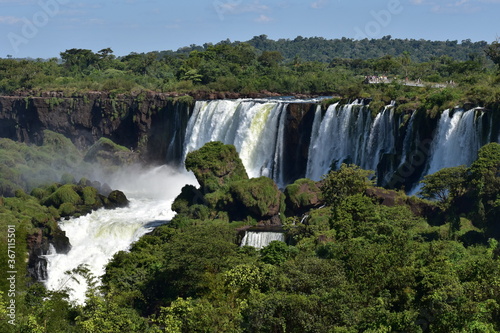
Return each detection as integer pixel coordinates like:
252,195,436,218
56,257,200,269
229,177,282,220
284,178,324,215
38,183,128,215
172,184,205,215
84,137,139,168
174,142,286,224
184,141,248,193
42,184,82,208
105,190,129,209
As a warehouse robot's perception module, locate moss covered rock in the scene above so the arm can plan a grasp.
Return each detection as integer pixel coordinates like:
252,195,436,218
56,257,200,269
84,137,138,168
185,141,248,193
41,130,82,164
59,202,77,216
105,190,129,209
177,142,285,224
229,177,282,220
38,183,126,215
284,178,324,215
42,184,82,208
82,186,100,206
172,185,204,215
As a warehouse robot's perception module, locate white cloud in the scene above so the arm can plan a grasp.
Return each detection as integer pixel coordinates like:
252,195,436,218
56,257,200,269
61,17,106,26
0,0,35,3
214,0,269,16
255,14,273,22
311,0,329,9
0,16,22,24
410,0,488,12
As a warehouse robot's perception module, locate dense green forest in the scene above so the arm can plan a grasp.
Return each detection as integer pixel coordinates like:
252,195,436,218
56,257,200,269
1,138,500,332
167,35,490,63
1,36,500,113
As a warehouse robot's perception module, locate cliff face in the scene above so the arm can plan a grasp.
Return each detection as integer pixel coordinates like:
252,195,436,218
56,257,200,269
0,92,192,163
283,103,317,183
0,94,326,171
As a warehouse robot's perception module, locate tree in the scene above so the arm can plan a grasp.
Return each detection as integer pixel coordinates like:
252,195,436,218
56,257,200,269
60,48,99,73
258,51,284,67
160,223,240,298
400,51,411,77
419,165,468,205
322,164,375,207
468,143,500,236
485,39,500,67
373,55,401,75
260,241,294,265
96,48,115,70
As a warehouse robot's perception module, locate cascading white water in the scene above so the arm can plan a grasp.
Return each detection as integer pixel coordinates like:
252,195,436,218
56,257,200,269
398,111,416,170
241,231,285,249
306,101,396,180
366,104,396,171
272,107,287,187
182,100,288,182
425,108,484,176
45,166,197,304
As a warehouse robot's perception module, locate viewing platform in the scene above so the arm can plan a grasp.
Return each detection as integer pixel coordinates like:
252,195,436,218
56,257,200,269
365,76,455,88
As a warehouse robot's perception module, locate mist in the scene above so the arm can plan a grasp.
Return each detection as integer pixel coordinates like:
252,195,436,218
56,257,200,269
102,164,199,200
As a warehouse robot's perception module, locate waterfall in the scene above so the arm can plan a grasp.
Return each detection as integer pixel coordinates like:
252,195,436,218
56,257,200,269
398,111,416,170
178,98,495,191
45,166,197,304
272,107,287,187
182,100,288,181
425,108,484,176
306,101,396,180
166,105,183,162
366,105,396,171
241,231,285,249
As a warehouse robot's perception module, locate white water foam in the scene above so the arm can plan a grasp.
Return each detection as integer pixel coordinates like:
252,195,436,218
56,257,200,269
45,166,197,304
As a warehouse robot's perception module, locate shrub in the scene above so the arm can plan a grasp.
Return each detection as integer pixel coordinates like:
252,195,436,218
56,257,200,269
229,177,281,218
42,184,82,208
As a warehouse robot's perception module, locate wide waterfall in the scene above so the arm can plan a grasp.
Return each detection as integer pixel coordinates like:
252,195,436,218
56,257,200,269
306,101,396,181
177,99,499,190
241,231,286,249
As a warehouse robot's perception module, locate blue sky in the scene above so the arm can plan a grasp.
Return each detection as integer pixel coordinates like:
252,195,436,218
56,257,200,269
1,0,499,58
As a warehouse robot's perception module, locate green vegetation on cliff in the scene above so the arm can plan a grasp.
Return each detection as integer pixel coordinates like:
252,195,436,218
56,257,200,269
1,141,492,332
0,131,83,196
184,141,248,193
2,36,500,113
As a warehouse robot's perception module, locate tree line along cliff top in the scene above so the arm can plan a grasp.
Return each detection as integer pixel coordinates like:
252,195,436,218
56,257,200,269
1,35,499,111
